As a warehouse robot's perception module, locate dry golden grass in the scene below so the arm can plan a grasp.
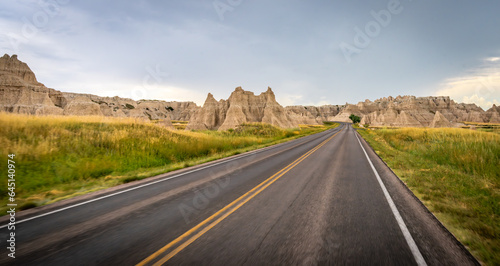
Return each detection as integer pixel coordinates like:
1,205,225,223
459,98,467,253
171,120,188,124
0,112,337,214
463,121,500,126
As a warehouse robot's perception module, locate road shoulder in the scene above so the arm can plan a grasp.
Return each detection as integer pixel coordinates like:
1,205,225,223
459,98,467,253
355,130,480,265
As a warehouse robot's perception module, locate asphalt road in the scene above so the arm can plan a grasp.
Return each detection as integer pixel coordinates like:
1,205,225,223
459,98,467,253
0,123,479,265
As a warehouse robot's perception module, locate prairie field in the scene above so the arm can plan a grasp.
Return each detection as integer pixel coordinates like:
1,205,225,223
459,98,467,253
358,127,499,265
462,122,500,135
0,112,335,213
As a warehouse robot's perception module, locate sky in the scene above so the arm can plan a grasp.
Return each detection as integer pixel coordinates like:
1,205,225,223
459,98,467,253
1,0,499,110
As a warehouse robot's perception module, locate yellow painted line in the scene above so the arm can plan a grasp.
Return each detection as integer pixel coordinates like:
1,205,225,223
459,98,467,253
152,133,336,265
137,128,343,266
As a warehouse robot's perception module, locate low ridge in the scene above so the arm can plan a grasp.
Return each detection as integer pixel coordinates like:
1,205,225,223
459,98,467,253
1,55,498,129
0,54,199,122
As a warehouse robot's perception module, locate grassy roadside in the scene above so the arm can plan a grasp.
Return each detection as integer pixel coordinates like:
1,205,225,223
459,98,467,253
358,127,499,265
0,113,337,213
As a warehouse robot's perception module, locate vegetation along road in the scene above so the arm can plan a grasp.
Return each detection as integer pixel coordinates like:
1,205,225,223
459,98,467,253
0,123,479,265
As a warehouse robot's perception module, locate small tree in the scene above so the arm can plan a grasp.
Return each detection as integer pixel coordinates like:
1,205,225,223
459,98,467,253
349,114,361,124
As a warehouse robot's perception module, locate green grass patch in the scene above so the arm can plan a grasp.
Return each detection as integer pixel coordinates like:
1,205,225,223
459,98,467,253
0,113,337,214
358,128,499,265
171,120,188,130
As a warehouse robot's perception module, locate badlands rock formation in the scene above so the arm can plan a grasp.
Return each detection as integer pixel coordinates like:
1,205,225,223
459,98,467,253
486,104,500,123
2,54,498,129
332,95,499,127
285,105,342,125
187,87,299,131
429,111,453,128
0,54,64,115
0,54,199,121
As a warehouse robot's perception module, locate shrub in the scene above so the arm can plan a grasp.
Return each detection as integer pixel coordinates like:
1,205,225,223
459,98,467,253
349,114,361,123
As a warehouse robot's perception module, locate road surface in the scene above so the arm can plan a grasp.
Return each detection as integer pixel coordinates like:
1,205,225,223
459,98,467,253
0,123,478,265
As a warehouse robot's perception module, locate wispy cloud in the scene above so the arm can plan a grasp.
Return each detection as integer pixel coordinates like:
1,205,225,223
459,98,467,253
2,1,500,107
435,58,500,110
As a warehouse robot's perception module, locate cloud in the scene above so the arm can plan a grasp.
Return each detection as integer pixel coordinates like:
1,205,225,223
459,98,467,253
2,1,500,110
462,94,499,110
278,94,303,107
435,58,500,109
147,85,208,105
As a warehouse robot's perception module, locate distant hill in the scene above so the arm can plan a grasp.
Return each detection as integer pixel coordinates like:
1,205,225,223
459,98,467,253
2,54,498,129
0,54,199,124
330,95,500,127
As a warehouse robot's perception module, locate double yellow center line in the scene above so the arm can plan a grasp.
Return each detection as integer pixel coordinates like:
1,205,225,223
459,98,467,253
137,128,343,266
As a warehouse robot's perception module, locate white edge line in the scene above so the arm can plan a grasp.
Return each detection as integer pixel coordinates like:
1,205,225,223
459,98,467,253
0,146,261,229
354,131,427,266
1,127,340,229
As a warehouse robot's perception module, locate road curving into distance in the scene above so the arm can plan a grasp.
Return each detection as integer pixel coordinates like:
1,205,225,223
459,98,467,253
0,123,479,265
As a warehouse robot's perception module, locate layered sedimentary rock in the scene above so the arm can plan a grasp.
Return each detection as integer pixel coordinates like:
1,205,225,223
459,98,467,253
285,105,342,124
345,95,497,127
186,93,229,130
63,96,103,116
3,54,498,129
284,106,322,125
332,104,364,122
0,54,63,115
392,110,423,127
187,87,299,131
429,111,453,128
0,54,40,84
485,104,500,123
0,54,199,122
